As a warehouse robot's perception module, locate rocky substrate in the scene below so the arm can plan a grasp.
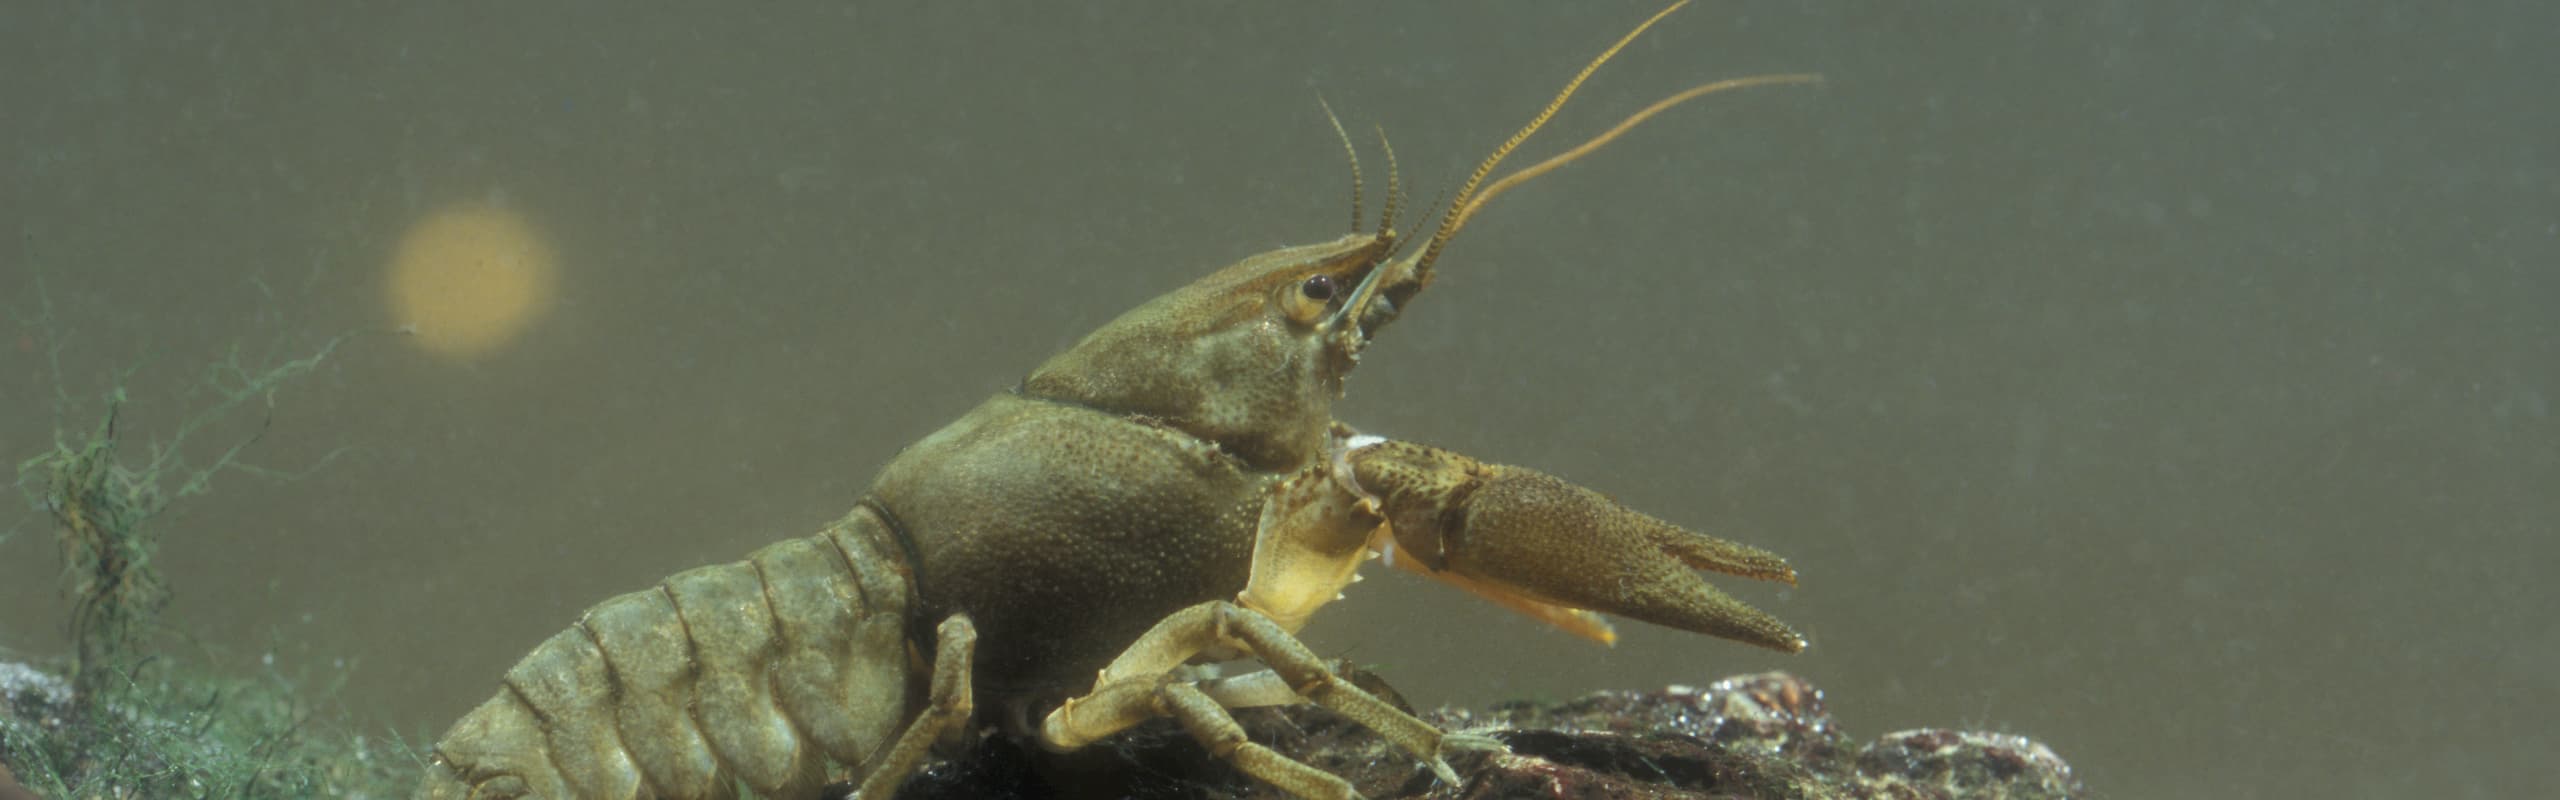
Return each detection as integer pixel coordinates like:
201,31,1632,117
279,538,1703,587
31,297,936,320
0,660,406,799
881,671,2084,800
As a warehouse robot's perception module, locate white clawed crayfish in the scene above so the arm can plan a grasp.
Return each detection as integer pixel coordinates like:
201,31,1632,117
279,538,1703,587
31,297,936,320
416,3,1817,798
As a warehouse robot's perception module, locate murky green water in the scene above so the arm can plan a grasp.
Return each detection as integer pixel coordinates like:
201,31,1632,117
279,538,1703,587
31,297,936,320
5,3,2551,797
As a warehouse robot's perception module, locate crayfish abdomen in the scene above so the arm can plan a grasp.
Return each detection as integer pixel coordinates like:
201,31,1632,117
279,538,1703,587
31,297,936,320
415,509,913,799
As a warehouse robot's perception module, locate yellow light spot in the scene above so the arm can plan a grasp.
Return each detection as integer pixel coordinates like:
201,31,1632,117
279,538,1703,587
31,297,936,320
386,203,558,359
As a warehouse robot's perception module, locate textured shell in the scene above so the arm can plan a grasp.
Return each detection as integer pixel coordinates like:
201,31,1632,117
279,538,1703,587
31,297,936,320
414,508,915,800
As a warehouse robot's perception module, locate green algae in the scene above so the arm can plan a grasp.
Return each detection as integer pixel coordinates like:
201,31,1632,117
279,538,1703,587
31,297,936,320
2,284,409,798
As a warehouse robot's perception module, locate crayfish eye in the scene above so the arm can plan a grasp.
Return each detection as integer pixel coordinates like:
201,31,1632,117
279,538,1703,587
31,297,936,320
1279,273,1340,326
1300,275,1337,301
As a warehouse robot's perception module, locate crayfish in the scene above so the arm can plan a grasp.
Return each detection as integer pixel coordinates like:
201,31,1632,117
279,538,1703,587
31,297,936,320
417,3,1814,798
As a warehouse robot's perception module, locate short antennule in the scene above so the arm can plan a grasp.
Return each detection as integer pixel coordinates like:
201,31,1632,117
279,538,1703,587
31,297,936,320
1318,95,1365,233
1375,126,1403,238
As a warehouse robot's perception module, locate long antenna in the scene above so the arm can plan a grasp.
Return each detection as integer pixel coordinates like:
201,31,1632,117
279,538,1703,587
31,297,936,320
1412,0,1692,279
1452,73,1821,228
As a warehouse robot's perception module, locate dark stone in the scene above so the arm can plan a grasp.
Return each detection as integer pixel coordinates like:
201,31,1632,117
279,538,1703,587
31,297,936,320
854,672,2085,800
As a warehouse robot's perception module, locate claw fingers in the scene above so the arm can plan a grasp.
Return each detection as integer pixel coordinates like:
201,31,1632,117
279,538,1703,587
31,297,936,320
1347,440,1805,653
1653,513,1797,586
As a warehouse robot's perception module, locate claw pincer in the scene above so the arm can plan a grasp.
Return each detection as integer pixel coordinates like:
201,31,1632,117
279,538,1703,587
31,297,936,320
1341,440,1805,652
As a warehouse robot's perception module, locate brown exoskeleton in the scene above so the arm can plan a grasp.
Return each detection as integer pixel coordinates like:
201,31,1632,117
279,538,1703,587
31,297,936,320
415,3,1815,798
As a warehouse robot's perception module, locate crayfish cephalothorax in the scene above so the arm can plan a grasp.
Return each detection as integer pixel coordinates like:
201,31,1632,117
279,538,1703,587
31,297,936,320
416,2,1815,798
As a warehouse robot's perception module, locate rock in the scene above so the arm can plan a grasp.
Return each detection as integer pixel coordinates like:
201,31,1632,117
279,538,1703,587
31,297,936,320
873,671,2085,799
0,660,411,798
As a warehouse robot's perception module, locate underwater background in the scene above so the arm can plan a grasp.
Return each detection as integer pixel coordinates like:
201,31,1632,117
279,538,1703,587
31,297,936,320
3,2,2551,797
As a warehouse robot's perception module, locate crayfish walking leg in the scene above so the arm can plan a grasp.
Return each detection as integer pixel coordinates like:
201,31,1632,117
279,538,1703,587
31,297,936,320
1040,601,1474,800
845,615,976,800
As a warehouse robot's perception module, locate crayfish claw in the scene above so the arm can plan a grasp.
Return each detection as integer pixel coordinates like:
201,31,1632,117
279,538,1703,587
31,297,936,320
1345,440,1806,653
